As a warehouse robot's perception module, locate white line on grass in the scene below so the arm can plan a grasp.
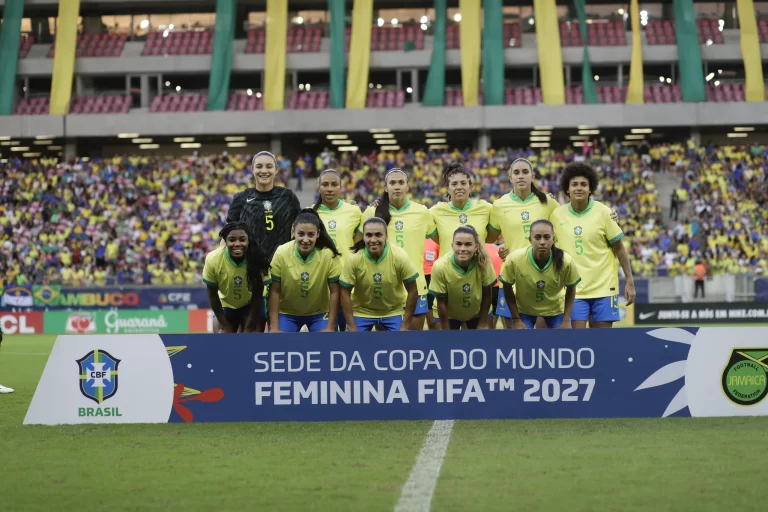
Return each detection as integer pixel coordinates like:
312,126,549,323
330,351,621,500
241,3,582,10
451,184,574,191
394,420,454,512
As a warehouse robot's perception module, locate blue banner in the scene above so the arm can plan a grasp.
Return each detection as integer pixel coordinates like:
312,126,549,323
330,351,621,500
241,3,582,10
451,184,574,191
756,278,768,302
6,286,210,310
26,327,768,425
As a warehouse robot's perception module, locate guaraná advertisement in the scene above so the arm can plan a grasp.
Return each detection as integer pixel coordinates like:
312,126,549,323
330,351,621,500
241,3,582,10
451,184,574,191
43,310,189,335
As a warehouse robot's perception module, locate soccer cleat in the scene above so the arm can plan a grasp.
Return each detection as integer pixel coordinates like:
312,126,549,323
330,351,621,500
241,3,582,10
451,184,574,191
0,384,14,394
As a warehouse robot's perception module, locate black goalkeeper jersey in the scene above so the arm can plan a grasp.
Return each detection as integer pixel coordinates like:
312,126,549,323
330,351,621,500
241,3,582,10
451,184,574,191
227,186,302,259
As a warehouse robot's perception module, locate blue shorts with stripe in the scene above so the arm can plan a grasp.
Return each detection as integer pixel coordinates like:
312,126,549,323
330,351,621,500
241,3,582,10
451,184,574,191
572,296,620,323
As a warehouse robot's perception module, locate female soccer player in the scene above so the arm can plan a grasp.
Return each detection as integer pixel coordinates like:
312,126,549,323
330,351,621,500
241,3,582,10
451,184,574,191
203,222,270,333
227,152,302,329
499,220,581,329
0,326,13,393
340,217,420,331
361,169,436,330
550,163,636,328
428,226,497,330
268,209,342,333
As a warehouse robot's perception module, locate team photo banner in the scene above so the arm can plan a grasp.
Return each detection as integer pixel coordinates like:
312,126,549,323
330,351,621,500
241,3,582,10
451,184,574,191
24,327,768,425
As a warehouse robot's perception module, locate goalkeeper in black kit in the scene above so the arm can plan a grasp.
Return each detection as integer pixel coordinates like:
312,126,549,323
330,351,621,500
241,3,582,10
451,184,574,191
0,325,13,394
227,151,302,330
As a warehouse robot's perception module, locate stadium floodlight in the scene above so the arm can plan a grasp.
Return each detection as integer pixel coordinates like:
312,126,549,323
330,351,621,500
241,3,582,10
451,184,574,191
391,18,399,26
429,144,449,150
569,135,588,140
705,73,715,82
1,141,20,146
139,144,160,149
530,130,551,136
227,142,248,148
377,18,384,27
140,19,149,30
33,140,53,145
331,140,353,145
534,126,553,130
454,13,462,22
174,137,195,143
326,134,349,140
631,128,653,134
48,145,62,150
132,138,153,143
11,146,30,151
625,134,645,140
369,129,391,133
35,135,54,139
117,133,139,138
421,24,428,30
376,139,397,145
733,127,755,132
406,87,413,93
420,15,428,24
338,146,359,152
529,136,550,142
727,133,748,138
425,138,447,144
247,89,253,96
425,132,446,137
578,129,600,135
180,143,201,149
381,145,400,151
0,136,10,141
225,136,246,142
22,152,41,157
577,125,596,130
373,133,395,139
530,142,549,148
572,141,585,147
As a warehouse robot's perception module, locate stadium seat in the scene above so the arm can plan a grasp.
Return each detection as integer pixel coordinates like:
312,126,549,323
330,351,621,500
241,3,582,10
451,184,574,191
503,23,522,48
141,30,213,57
14,96,50,115
226,92,264,111
69,95,132,114
559,20,626,46
18,34,34,59
759,18,768,43
646,18,723,46
446,24,460,50
150,93,207,112
642,84,682,104
49,32,127,58
245,28,266,53
697,18,723,45
246,27,323,54
287,91,330,110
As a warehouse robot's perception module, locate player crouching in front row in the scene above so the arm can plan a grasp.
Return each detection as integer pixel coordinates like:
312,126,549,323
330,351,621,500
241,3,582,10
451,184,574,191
203,222,270,333
268,209,341,332
340,217,420,331
428,226,497,330
499,220,580,329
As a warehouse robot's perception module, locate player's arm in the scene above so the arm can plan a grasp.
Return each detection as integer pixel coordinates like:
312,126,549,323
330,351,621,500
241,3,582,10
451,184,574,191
244,285,265,333
612,239,636,305
501,283,525,329
267,281,282,333
401,281,419,331
560,286,577,329
323,282,340,332
436,297,450,331
339,286,356,331
206,286,233,333
487,206,502,243
478,287,493,328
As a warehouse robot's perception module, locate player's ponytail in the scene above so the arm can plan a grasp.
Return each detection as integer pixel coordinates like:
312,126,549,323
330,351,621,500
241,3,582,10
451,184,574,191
294,208,341,258
529,219,564,273
313,169,341,211
351,217,388,253
453,226,490,273
511,158,548,205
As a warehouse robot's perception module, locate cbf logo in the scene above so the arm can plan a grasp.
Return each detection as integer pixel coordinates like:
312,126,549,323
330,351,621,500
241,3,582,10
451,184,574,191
301,272,310,282
234,276,243,286
373,273,382,283
264,201,273,211
537,280,546,289
574,226,583,236
77,350,120,404
459,214,468,224
521,211,530,221
462,284,471,293
328,220,337,229
395,221,404,231
722,349,768,405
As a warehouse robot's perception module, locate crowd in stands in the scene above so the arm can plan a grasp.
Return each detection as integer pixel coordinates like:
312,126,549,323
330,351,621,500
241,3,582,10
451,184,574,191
0,141,765,288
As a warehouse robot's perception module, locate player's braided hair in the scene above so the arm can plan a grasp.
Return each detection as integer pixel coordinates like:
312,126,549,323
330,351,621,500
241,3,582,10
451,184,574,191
560,162,598,199
312,169,341,211
351,217,388,253
375,168,408,225
529,219,564,273
510,158,549,205
453,226,490,273
293,208,341,258
219,221,270,293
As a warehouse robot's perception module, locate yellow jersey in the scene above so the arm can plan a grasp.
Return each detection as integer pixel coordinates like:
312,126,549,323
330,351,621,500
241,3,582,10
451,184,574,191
339,243,419,318
316,200,362,258
430,199,492,246
499,247,581,317
550,198,623,299
490,192,558,252
361,199,436,295
268,241,342,316
202,246,251,309
428,253,497,321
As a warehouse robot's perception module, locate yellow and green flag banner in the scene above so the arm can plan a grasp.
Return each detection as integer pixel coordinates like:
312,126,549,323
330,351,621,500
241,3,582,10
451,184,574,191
573,0,598,104
50,0,80,115
207,0,236,111
482,0,504,105
0,0,25,115
346,0,373,109
459,0,481,106
423,0,447,106
626,0,644,104
328,0,346,109
737,0,765,102
673,0,706,102
264,0,287,111
534,0,565,105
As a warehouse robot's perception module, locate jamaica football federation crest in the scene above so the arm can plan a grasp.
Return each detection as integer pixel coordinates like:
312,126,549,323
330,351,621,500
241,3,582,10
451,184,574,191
77,350,120,404
721,349,768,405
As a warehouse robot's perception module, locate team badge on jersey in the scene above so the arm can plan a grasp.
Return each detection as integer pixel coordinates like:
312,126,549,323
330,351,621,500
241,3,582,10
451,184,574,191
537,280,546,289
301,272,310,282
462,284,471,293
521,211,530,221
264,201,273,211
395,221,404,230
234,276,243,286
459,214,468,224
574,226,583,236
328,220,337,229
373,273,382,283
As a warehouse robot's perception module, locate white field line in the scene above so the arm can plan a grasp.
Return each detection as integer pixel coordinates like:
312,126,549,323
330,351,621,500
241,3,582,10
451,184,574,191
394,420,455,512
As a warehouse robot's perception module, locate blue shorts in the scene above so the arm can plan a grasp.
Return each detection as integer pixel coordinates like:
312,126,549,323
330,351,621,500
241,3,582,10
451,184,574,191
414,295,429,315
354,315,402,332
520,313,564,329
495,287,512,318
572,296,620,323
277,313,328,333
223,305,250,327
448,318,480,330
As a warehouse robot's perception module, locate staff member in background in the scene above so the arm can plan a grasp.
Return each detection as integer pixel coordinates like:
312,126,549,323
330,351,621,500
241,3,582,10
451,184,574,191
0,326,13,394
694,259,707,298
429,226,497,330
499,220,581,329
485,240,504,329
203,222,270,333
268,209,342,333
423,238,440,329
227,152,302,331
340,217,420,332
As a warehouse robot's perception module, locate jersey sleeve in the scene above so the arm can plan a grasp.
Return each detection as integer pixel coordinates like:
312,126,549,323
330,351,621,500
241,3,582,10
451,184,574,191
482,262,498,288
545,196,560,217
425,209,437,238
488,204,501,232
328,255,342,283
269,248,284,282
397,250,420,285
357,206,374,235
427,263,447,297
226,191,245,223
605,207,624,245
499,258,516,286
202,255,218,287
339,257,357,289
563,254,581,288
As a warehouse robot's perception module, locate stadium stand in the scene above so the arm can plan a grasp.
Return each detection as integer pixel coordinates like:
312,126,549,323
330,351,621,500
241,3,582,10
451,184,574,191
344,25,424,52
560,20,626,47
645,17,724,45
150,93,206,112
760,17,768,44
141,30,213,56
14,96,50,115
227,91,264,112
18,34,34,59
69,95,132,114
245,27,322,53
48,33,127,58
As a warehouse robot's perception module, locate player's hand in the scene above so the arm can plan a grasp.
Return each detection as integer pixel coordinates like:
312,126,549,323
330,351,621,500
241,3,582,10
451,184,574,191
370,198,380,208
346,326,358,332
320,327,335,332
399,323,409,331
477,321,490,330
270,328,283,333
512,319,526,330
624,281,636,306
556,322,571,329
610,208,619,223
498,247,510,261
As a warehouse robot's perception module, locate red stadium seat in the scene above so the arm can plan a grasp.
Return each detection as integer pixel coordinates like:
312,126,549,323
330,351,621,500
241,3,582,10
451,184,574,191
446,24,460,50
18,33,34,59
15,96,50,115
503,23,521,48
141,30,213,57
150,93,207,113
49,32,126,58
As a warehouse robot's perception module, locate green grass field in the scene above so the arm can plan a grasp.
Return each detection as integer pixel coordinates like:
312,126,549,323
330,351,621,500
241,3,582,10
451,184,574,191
2,334,768,511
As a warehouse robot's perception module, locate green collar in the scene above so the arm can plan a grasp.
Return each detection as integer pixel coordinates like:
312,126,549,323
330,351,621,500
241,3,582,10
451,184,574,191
389,198,411,213
449,199,473,212
293,242,317,264
527,247,552,273
318,199,342,212
450,253,477,275
225,247,247,268
509,191,537,204
364,243,390,264
568,197,594,218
